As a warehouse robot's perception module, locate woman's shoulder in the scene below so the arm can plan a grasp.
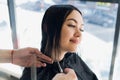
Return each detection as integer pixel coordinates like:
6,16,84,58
65,53,92,71
64,53,98,80
63,52,83,65
65,52,78,57
64,52,81,60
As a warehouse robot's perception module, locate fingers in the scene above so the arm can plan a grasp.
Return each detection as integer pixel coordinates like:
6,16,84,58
37,53,53,64
36,60,47,67
64,68,78,80
52,68,77,80
20,47,53,67
52,73,66,80
27,47,53,64
64,68,73,73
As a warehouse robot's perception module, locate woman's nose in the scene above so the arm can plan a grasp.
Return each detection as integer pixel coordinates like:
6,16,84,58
74,28,81,37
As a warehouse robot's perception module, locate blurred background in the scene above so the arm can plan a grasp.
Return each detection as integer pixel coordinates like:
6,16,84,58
0,0,119,80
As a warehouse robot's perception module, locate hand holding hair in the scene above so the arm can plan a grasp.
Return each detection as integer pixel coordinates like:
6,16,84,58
52,68,78,80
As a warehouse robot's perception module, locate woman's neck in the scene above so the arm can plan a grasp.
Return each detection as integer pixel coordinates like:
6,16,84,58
57,51,67,61
52,50,67,62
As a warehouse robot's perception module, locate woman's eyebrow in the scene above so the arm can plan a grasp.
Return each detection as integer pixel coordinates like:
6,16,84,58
67,18,77,23
67,18,84,26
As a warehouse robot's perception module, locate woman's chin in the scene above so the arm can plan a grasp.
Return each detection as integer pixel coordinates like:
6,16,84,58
69,49,77,53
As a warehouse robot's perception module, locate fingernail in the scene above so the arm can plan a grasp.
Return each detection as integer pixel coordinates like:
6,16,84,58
50,60,53,64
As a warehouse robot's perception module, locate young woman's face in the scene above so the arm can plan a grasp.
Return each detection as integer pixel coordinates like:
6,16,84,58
60,10,84,53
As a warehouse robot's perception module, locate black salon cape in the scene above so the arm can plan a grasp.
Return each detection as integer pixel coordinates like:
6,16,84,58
20,53,98,80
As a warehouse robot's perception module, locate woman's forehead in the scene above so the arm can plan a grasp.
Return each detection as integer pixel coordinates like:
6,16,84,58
65,10,84,24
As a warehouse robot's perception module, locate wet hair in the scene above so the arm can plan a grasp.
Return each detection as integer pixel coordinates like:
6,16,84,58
41,4,82,61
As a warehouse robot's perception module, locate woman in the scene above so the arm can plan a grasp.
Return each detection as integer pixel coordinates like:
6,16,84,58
20,5,98,80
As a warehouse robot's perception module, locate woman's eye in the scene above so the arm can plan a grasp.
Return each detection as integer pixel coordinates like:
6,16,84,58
68,24,75,27
80,28,84,32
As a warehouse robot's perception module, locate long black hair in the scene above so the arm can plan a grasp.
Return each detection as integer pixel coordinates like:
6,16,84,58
41,4,82,61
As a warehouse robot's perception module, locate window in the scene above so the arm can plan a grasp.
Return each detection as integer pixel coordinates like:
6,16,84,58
15,0,119,80
0,0,22,80
0,0,13,49
112,21,120,80
15,0,49,49
0,0,119,80
78,1,118,80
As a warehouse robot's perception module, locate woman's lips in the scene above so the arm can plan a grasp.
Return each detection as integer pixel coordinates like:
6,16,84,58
70,39,80,44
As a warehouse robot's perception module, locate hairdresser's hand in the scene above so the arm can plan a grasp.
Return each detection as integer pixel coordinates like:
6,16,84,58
52,68,78,80
12,47,53,67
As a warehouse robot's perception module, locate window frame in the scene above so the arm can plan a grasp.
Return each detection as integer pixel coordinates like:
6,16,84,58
7,0,120,80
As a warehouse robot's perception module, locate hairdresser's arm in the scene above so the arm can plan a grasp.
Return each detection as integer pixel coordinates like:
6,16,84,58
0,49,12,63
52,68,78,80
0,47,53,67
